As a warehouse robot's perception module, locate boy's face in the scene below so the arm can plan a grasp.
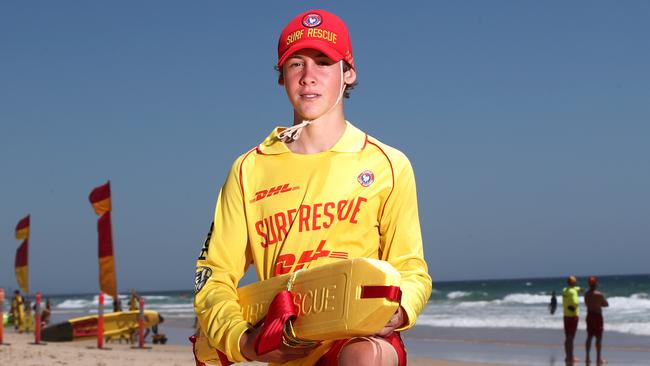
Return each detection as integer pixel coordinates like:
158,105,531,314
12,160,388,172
281,49,356,121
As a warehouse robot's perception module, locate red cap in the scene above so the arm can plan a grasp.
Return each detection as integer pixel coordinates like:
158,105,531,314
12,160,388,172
278,10,354,70
588,276,598,286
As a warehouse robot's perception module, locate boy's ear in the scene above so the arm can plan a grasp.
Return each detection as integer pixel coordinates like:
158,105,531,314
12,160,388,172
278,75,285,85
344,68,356,85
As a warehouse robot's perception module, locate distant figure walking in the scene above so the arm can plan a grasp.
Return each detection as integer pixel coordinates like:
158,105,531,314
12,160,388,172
41,298,52,326
585,276,609,365
128,289,140,311
10,290,25,331
113,297,123,312
563,276,584,364
549,290,558,315
21,300,34,333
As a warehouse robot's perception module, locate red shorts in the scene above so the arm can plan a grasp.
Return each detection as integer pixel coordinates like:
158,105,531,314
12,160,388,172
564,316,579,337
586,312,604,338
316,332,406,366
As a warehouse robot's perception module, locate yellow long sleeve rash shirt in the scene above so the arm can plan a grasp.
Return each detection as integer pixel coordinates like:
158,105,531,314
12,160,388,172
194,121,432,365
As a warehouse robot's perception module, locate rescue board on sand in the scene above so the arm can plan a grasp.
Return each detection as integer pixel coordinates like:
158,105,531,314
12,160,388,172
40,310,161,342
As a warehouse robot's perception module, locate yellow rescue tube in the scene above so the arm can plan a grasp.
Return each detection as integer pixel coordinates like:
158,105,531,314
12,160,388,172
194,258,401,364
238,258,401,340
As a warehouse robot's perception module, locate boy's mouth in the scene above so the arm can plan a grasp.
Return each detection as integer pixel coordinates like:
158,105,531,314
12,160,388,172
300,93,321,100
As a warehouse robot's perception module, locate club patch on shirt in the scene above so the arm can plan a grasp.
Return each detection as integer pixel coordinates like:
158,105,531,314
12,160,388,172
194,266,212,293
357,170,374,187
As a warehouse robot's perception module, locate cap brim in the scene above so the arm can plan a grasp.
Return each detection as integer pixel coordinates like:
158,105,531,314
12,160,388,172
278,39,345,68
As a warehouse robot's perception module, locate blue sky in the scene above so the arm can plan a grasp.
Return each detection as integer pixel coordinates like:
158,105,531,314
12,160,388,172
1,1,649,294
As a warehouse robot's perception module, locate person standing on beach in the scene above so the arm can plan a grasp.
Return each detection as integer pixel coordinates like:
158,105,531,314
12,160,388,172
41,298,52,326
549,290,558,315
21,299,34,333
193,9,432,366
10,290,25,331
128,289,140,311
113,297,123,312
584,276,609,365
562,276,583,364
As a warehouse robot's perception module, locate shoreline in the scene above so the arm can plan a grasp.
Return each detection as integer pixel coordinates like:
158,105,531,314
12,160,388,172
404,326,650,366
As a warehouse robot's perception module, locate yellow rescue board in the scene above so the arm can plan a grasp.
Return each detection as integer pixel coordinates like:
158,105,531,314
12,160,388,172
41,310,161,342
100,310,161,338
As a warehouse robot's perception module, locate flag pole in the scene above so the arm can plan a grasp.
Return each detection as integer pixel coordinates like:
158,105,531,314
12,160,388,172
97,291,104,349
0,288,6,346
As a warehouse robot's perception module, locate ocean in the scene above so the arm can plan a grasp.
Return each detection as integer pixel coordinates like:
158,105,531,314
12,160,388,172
423,274,650,337
4,274,650,341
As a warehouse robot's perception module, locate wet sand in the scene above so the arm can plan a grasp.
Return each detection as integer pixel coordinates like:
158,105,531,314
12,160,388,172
404,326,650,366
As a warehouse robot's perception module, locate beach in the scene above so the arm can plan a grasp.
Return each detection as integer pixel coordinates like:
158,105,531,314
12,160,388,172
3,317,650,365
4,273,650,365
0,329,502,366
4,325,650,366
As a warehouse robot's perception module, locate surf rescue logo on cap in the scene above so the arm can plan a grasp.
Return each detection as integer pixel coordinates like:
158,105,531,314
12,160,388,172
357,170,374,187
302,13,322,28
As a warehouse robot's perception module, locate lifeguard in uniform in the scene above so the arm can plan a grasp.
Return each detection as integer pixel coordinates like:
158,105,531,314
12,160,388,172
194,9,432,366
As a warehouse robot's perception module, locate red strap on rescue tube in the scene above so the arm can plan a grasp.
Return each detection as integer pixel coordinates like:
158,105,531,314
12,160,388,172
188,335,231,366
217,350,232,366
253,290,298,355
188,335,209,366
360,285,402,303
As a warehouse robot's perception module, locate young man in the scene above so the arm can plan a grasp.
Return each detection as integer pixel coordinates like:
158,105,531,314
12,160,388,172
194,9,432,366
584,276,609,365
562,276,584,364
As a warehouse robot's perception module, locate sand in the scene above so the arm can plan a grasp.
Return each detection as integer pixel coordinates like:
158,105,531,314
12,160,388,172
0,330,503,366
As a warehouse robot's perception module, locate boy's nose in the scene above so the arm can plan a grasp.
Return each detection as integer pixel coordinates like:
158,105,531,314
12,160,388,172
300,63,317,85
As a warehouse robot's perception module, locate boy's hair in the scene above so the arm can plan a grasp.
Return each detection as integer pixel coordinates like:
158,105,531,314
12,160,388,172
274,62,358,99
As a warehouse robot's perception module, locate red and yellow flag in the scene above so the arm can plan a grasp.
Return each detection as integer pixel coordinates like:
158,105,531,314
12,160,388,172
15,239,29,294
15,215,30,294
89,181,117,299
15,215,30,240
97,212,117,298
89,181,112,216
